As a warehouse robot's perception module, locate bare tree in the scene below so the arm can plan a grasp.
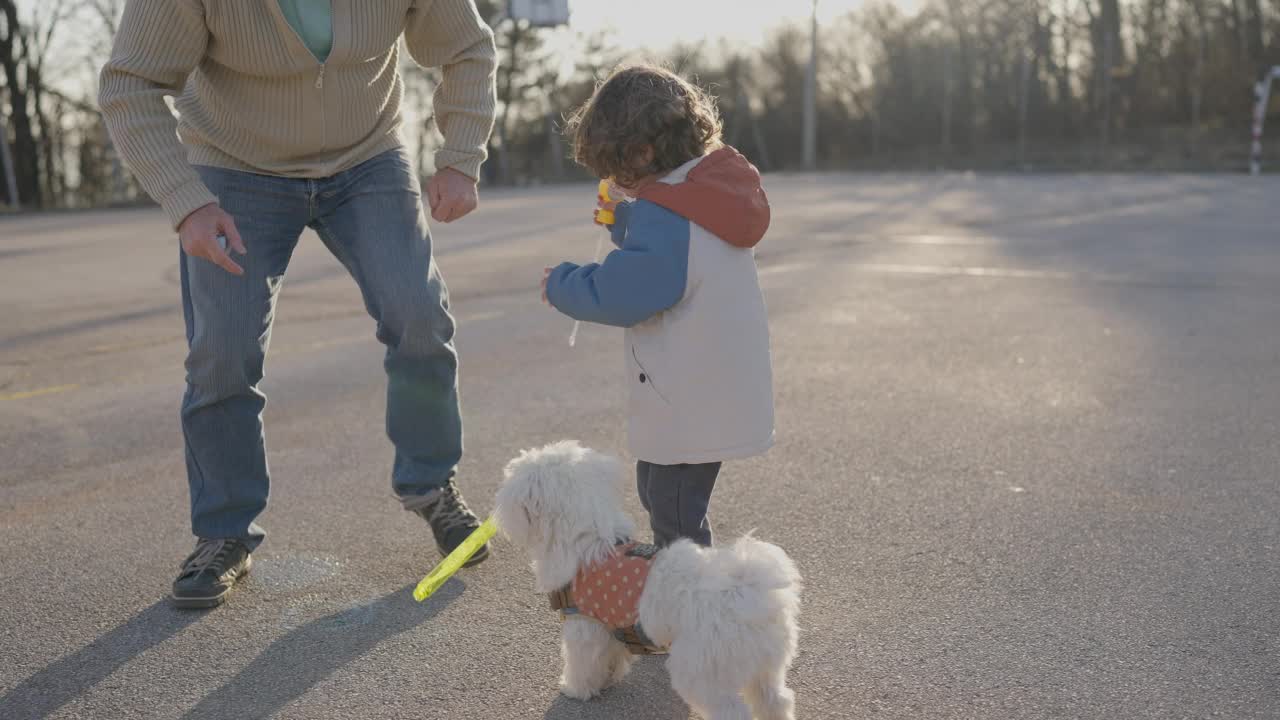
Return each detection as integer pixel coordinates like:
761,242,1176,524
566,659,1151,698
5,0,1280,209
0,0,76,207
1,0,39,206
80,0,125,76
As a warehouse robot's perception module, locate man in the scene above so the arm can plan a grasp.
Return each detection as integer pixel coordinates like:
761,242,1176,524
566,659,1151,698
99,0,498,608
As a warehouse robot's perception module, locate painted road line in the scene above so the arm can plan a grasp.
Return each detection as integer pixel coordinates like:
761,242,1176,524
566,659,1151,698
274,311,509,356
0,312,514,402
761,259,1143,285
88,338,176,355
894,234,1001,245
812,232,1001,246
853,263,1136,283
858,263,1078,280
762,260,1082,281
0,384,79,402
759,262,812,277
303,335,370,352
1017,194,1213,229
460,310,506,324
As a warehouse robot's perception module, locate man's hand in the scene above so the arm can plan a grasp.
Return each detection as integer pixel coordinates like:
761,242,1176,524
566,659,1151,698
541,267,552,305
426,167,479,223
179,203,246,276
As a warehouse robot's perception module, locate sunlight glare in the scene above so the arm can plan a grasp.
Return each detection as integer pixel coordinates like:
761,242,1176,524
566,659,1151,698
567,0,866,49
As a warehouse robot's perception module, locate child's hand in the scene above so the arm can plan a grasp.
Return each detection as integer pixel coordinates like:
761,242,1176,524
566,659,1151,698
541,267,551,305
594,197,619,226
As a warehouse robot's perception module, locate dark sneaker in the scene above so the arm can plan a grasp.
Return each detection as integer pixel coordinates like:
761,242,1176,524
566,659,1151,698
413,482,490,567
171,538,252,609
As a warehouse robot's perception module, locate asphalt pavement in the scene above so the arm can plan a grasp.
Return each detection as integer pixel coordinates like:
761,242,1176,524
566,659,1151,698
2,172,1279,719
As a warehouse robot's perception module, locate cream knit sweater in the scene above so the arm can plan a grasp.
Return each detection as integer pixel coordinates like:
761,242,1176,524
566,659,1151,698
99,0,498,229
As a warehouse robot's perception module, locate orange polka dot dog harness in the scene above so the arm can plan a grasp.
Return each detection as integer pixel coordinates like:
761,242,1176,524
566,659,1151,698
548,541,665,654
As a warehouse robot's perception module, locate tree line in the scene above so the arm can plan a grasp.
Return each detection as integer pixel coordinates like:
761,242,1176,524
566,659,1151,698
2,0,1278,211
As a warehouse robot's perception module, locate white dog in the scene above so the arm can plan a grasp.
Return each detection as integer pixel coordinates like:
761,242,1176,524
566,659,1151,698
493,440,801,720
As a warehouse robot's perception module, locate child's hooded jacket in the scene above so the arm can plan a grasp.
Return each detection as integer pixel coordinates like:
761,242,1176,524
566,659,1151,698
547,146,774,464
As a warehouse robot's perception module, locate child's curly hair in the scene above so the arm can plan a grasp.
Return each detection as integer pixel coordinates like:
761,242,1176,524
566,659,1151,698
565,64,723,187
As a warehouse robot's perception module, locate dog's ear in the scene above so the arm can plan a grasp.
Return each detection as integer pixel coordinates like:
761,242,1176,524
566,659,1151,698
494,449,545,545
576,448,629,539
493,483,530,545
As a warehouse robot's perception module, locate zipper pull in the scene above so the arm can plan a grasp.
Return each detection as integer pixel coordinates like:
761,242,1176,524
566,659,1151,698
315,66,325,89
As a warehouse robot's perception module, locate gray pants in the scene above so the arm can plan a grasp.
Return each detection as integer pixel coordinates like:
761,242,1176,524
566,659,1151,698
636,461,721,547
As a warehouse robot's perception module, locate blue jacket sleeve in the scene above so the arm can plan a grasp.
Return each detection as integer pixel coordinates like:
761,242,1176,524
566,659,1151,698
546,200,689,328
605,200,631,248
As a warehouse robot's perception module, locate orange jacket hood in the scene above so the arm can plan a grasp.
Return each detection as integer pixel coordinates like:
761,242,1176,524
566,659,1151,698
637,146,770,249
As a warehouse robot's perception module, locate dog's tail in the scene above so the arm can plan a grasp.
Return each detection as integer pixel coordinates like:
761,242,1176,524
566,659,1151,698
721,534,802,624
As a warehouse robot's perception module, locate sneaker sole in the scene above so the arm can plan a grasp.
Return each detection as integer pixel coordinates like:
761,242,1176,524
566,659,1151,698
170,556,251,610
461,543,490,568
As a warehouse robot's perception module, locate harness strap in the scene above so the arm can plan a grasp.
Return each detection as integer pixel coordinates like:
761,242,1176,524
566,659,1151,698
548,586,666,655
613,623,665,655
544,540,667,655
548,584,573,612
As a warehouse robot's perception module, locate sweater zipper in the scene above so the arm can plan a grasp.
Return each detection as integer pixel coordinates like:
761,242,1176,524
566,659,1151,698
316,64,327,151
273,2,329,152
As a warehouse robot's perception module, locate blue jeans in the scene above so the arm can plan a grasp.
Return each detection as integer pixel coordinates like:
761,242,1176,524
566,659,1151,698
180,149,461,549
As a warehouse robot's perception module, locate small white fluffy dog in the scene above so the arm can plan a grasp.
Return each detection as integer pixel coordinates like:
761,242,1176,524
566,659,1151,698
494,440,801,720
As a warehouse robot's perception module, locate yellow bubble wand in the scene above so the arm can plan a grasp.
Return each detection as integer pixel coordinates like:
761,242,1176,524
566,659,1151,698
413,516,498,602
594,179,616,225
417,182,620,600
568,180,616,347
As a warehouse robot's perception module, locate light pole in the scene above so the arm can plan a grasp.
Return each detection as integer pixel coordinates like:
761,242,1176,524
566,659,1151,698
0,111,18,209
1250,66,1280,176
802,0,818,171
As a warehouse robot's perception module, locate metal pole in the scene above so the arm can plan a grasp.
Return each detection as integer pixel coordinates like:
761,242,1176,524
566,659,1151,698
0,111,18,210
802,0,818,171
1018,50,1032,169
1101,32,1113,149
1250,68,1276,176
546,111,564,180
496,20,519,185
941,45,952,158
749,95,772,171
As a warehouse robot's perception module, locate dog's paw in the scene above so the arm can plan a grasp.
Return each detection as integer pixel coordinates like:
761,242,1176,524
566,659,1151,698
558,681,600,702
607,657,634,687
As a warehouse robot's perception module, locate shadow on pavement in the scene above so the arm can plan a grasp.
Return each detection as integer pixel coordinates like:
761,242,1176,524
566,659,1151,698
1,600,202,720
180,582,461,720
541,657,690,720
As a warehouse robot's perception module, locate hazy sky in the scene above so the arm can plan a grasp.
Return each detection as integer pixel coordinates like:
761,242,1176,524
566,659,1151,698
21,0,884,111
16,1,878,64
567,1,865,48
